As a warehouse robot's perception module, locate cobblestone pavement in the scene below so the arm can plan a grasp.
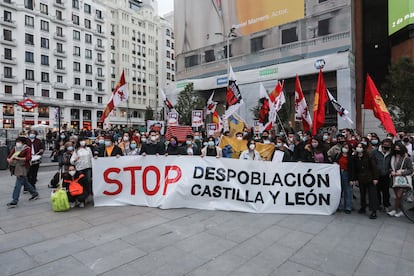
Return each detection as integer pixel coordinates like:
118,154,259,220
0,160,413,276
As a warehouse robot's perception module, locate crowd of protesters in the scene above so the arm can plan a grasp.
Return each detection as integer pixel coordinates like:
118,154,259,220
6,126,414,219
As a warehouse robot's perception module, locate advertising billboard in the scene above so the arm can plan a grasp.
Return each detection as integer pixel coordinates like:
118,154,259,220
175,0,304,55
389,0,414,35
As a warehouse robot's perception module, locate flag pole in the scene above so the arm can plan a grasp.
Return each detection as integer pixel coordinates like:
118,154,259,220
276,113,287,136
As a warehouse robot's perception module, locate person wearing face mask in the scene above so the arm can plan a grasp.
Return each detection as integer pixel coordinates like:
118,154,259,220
327,134,346,162
239,140,261,161
25,130,44,191
166,136,181,155
180,135,201,156
333,143,354,214
70,137,93,195
59,142,75,172
401,136,413,162
193,131,203,149
118,133,132,155
304,136,330,163
370,138,393,212
201,136,222,158
140,130,165,156
127,140,140,155
6,137,40,208
350,143,379,219
272,136,291,162
260,130,273,144
97,135,123,157
63,165,89,208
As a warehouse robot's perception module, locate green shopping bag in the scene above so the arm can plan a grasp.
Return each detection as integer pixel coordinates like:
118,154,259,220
51,189,70,212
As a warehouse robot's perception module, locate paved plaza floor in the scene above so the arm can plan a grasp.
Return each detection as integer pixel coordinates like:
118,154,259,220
0,161,414,276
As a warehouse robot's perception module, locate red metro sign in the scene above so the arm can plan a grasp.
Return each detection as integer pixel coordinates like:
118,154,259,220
17,98,39,111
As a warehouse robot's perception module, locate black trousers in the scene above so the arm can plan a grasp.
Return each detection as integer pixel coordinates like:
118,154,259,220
27,164,40,189
359,181,379,211
377,175,391,208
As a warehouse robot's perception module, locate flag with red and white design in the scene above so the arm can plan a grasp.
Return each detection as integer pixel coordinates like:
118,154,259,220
160,89,174,111
206,92,217,115
269,80,286,113
100,69,128,122
295,75,312,132
225,65,243,118
258,83,273,131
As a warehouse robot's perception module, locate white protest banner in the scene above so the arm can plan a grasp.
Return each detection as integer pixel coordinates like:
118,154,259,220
167,111,179,126
147,120,165,135
206,123,217,136
191,110,203,127
92,156,341,215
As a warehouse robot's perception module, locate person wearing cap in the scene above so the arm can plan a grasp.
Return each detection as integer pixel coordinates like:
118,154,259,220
6,137,39,208
26,130,44,190
140,130,165,156
180,134,201,156
97,135,123,157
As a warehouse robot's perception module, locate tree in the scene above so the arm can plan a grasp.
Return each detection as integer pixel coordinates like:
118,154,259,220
382,57,414,132
144,106,154,121
175,83,205,125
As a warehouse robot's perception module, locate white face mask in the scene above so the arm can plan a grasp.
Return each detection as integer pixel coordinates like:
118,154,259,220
15,142,23,149
69,171,76,176
80,141,86,147
342,148,349,153
236,137,243,140
123,136,129,141
150,136,157,142
249,144,255,150
356,147,363,153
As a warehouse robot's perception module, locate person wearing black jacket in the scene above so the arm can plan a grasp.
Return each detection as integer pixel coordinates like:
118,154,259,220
350,143,379,219
291,134,307,162
180,134,201,156
63,165,89,208
140,130,165,155
333,143,354,214
165,136,181,155
97,135,123,157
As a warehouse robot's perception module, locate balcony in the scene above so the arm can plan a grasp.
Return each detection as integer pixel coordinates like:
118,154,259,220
52,82,69,90
52,16,65,23
53,33,66,41
0,55,17,65
53,49,67,57
111,45,115,50
0,36,17,46
111,31,115,36
0,74,18,83
95,74,105,81
95,44,105,52
111,59,115,64
2,1,16,9
95,59,105,66
53,0,66,9
0,18,17,28
53,66,67,74
95,15,104,23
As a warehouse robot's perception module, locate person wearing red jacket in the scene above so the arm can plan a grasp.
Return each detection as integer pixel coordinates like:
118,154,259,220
6,137,39,208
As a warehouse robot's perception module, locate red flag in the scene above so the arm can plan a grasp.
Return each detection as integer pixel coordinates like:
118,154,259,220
312,70,328,135
159,89,174,111
295,75,312,132
101,69,128,122
258,83,272,131
364,74,397,136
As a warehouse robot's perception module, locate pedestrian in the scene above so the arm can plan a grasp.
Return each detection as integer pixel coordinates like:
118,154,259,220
70,137,93,196
26,129,44,190
333,143,354,214
6,137,39,208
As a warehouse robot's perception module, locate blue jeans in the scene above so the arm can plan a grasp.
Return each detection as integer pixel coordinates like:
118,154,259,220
12,176,38,203
339,171,352,211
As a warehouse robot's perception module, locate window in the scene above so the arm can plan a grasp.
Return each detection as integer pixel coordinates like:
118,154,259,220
57,59,63,69
41,72,49,82
281,27,298,44
41,89,49,97
251,36,264,53
25,87,34,96
41,55,49,65
185,55,199,67
40,20,49,31
84,3,91,14
4,11,12,22
98,96,102,104
72,14,79,25
97,53,103,62
40,3,48,15
4,48,12,60
73,30,80,40
84,19,91,29
25,69,34,80
97,67,103,76
57,75,63,83
25,33,34,45
72,0,79,9
5,85,12,94
85,49,92,59
56,26,63,37
97,24,102,33
96,9,102,19
85,64,92,74
73,62,80,72
56,91,64,99
74,77,80,85
56,10,62,20
74,93,81,101
74,46,80,56
166,50,170,58
3,29,12,41
85,33,92,44
25,15,34,27
57,42,63,53
318,18,331,36
97,38,103,47
86,95,92,102
97,82,103,90
24,0,33,9
85,79,92,87
204,50,215,62
4,67,12,78
41,37,49,49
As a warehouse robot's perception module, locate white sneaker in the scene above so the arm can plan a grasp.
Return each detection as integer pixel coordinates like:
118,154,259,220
69,202,76,208
387,210,397,216
394,211,404,217
79,202,85,208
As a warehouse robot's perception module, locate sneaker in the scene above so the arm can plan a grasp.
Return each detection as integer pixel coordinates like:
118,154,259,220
79,202,85,208
394,211,404,217
369,212,377,219
69,202,76,208
7,202,17,208
344,210,351,214
28,193,39,201
23,190,28,194
384,207,392,213
387,210,397,216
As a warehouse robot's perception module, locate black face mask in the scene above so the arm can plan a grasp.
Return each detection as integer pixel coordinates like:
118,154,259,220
394,150,402,155
403,138,409,143
383,146,391,151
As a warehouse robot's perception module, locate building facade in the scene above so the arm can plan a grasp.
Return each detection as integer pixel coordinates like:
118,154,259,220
0,0,108,131
173,0,356,131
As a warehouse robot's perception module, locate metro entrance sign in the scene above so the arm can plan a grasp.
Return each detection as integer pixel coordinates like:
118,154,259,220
17,98,38,111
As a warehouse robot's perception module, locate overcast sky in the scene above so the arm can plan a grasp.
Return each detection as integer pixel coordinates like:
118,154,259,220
158,0,174,16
